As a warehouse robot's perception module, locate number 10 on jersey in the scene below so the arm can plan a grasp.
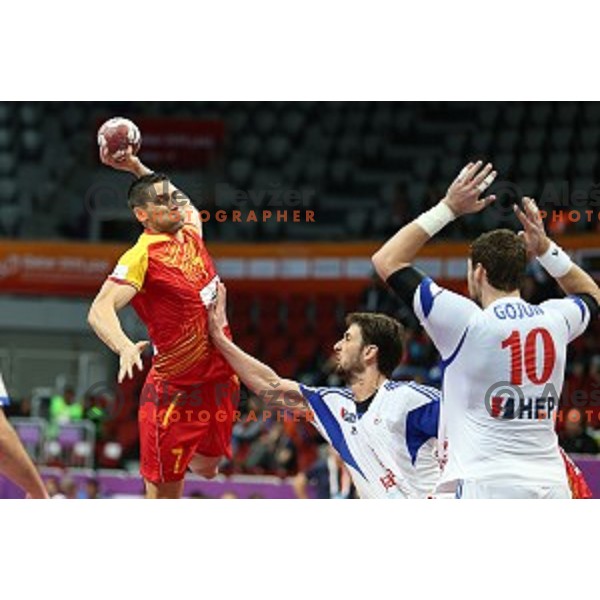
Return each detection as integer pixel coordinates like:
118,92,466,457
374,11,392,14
501,328,556,385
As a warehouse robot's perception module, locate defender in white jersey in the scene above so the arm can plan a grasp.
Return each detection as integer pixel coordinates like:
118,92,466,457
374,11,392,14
0,373,48,498
372,161,600,499
207,284,441,498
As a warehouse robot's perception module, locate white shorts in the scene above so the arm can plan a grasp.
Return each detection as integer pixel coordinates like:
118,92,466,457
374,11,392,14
456,480,572,499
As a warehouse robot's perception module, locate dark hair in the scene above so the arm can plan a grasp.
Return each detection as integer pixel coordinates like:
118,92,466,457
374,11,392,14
470,229,527,292
127,172,170,209
345,312,404,377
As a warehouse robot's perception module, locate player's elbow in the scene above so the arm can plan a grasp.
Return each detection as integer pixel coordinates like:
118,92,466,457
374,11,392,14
372,249,395,280
372,248,409,281
87,301,102,332
87,306,96,329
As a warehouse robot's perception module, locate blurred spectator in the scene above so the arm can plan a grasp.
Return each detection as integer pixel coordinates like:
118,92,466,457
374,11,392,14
293,446,355,499
45,476,65,499
49,386,83,438
78,478,103,499
393,328,438,382
359,272,418,329
84,393,108,440
244,422,297,476
560,409,599,455
6,396,32,418
59,476,78,499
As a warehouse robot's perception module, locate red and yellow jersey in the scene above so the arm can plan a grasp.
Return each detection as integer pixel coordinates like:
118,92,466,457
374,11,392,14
109,225,233,386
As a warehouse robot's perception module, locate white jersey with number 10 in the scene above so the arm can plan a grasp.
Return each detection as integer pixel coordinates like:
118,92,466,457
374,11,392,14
412,277,590,492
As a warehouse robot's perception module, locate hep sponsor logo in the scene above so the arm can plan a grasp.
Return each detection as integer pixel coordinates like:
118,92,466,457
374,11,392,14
483,381,558,420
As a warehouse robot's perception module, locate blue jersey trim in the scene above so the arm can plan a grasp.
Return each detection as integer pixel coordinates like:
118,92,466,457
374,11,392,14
406,382,441,403
385,380,441,401
569,295,587,324
0,395,10,407
440,326,469,373
419,277,436,318
405,400,440,465
321,388,354,400
300,385,367,479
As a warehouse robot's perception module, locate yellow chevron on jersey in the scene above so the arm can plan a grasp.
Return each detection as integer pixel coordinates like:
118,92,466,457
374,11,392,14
110,232,171,291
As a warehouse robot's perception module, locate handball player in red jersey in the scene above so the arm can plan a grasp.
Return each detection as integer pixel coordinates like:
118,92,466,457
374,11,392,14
88,148,239,499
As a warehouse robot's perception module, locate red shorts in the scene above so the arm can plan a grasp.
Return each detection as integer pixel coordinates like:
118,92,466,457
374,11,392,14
138,370,240,484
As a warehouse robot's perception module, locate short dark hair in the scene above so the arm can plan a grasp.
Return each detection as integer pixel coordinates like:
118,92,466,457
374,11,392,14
470,229,527,292
345,312,404,378
128,172,170,209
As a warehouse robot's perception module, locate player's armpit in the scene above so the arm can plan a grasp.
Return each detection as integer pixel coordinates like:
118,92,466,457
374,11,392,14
404,275,480,360
92,279,138,312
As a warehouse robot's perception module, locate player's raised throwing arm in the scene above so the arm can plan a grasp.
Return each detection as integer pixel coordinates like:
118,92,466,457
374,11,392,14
100,146,204,237
372,161,497,279
208,284,307,412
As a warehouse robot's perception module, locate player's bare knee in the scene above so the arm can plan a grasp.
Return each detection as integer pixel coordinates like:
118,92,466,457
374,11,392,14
191,465,218,479
201,468,218,480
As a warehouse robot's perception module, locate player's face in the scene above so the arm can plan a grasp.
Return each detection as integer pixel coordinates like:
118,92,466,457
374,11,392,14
142,181,186,233
333,324,367,378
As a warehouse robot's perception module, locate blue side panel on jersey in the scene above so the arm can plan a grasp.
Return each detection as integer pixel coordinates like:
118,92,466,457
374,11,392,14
300,385,367,479
419,277,436,317
0,395,10,407
405,400,440,465
569,295,587,323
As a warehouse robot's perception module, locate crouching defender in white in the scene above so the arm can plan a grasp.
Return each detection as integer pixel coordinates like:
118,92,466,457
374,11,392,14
372,161,600,499
208,283,441,499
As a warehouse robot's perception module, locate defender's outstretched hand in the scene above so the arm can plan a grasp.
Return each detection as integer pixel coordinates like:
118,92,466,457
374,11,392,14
514,196,551,258
442,161,497,216
208,282,229,340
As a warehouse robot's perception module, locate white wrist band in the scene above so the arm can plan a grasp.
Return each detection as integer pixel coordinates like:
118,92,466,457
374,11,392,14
415,202,457,237
537,242,573,278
